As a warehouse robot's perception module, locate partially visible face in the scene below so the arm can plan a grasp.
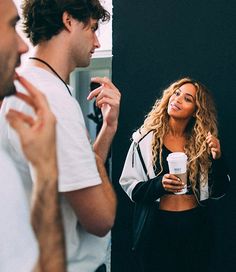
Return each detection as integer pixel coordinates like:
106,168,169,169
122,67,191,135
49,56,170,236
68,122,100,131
71,18,101,67
0,0,28,100
167,83,197,120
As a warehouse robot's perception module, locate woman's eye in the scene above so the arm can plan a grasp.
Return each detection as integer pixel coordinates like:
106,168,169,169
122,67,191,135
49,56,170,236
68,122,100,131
185,97,192,102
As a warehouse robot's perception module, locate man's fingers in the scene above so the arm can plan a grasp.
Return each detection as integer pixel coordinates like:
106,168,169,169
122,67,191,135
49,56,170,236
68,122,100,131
15,92,35,109
17,75,38,97
91,77,117,90
6,112,29,138
6,110,35,129
15,76,50,113
87,86,103,100
96,97,118,108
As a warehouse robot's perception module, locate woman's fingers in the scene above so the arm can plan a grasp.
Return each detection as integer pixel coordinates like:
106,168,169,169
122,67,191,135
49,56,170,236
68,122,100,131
162,174,185,192
206,131,221,159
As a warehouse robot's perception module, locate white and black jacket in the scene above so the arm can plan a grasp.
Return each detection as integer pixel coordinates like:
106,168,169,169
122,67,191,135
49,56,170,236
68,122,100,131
119,130,230,204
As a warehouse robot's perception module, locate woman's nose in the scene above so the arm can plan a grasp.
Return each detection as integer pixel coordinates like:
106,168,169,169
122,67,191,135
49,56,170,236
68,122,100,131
176,94,183,103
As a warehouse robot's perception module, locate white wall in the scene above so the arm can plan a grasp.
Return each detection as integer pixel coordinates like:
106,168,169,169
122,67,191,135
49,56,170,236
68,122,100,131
95,0,113,56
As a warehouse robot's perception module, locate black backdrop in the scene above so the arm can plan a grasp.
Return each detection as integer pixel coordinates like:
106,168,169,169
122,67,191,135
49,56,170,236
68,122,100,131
111,1,236,271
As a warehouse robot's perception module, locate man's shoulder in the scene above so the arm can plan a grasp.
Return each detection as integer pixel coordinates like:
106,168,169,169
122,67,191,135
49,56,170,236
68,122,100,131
17,66,78,115
0,146,21,183
20,66,65,94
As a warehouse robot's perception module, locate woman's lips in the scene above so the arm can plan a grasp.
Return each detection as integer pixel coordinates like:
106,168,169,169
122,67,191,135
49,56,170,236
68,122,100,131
170,103,181,111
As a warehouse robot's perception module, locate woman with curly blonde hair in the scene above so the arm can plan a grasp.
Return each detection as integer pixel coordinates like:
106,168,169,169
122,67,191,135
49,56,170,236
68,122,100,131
120,77,230,272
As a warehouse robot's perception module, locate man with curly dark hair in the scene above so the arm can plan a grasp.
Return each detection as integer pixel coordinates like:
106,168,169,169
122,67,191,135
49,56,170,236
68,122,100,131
22,0,110,47
0,0,120,271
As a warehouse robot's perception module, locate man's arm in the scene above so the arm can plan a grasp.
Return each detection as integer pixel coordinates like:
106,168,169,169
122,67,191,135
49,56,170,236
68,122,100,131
64,154,117,237
63,77,120,236
31,164,65,272
6,75,66,272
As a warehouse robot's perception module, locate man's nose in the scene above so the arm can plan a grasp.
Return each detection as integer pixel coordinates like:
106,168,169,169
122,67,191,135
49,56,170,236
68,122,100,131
94,33,101,49
17,33,29,55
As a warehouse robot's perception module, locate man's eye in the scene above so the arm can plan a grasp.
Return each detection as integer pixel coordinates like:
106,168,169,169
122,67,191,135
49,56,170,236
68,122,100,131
11,21,19,30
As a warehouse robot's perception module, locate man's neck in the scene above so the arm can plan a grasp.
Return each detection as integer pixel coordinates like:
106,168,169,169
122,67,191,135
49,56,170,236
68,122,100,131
32,39,75,83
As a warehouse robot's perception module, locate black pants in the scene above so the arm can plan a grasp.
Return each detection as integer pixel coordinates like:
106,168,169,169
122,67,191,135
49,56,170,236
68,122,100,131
135,207,213,272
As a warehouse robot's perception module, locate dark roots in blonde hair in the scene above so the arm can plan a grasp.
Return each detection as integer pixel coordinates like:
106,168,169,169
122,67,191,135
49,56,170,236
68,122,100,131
140,77,218,191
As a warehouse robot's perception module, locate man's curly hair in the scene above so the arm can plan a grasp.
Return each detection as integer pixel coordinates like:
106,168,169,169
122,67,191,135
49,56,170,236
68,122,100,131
22,0,110,46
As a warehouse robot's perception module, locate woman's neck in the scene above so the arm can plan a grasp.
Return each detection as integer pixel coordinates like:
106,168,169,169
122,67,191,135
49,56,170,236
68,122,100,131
168,118,188,137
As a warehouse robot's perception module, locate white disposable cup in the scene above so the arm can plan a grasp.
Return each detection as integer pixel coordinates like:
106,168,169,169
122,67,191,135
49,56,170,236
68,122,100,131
166,152,188,195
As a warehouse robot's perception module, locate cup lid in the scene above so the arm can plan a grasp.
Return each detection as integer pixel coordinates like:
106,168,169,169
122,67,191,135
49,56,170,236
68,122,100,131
166,152,187,162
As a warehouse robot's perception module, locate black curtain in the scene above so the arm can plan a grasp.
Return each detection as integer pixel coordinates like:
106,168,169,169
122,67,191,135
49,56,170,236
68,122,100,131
111,1,236,271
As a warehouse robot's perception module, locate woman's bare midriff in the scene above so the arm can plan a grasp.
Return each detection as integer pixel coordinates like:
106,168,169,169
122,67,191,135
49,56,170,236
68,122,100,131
159,194,198,211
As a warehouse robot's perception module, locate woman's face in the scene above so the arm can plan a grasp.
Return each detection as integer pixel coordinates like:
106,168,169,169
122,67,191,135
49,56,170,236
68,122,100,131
167,83,197,120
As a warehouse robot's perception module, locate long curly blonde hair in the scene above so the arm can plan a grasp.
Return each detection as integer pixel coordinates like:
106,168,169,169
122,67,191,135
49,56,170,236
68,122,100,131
140,77,218,191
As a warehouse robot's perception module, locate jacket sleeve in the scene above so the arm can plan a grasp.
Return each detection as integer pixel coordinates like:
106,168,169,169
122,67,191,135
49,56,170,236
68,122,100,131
132,176,166,203
209,154,230,199
119,141,147,201
119,139,166,202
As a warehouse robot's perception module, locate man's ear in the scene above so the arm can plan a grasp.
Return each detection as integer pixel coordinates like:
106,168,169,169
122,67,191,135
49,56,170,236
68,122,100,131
62,11,73,32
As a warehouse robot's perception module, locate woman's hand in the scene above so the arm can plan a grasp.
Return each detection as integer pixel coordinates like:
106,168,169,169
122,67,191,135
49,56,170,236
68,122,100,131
206,132,221,159
162,174,185,193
